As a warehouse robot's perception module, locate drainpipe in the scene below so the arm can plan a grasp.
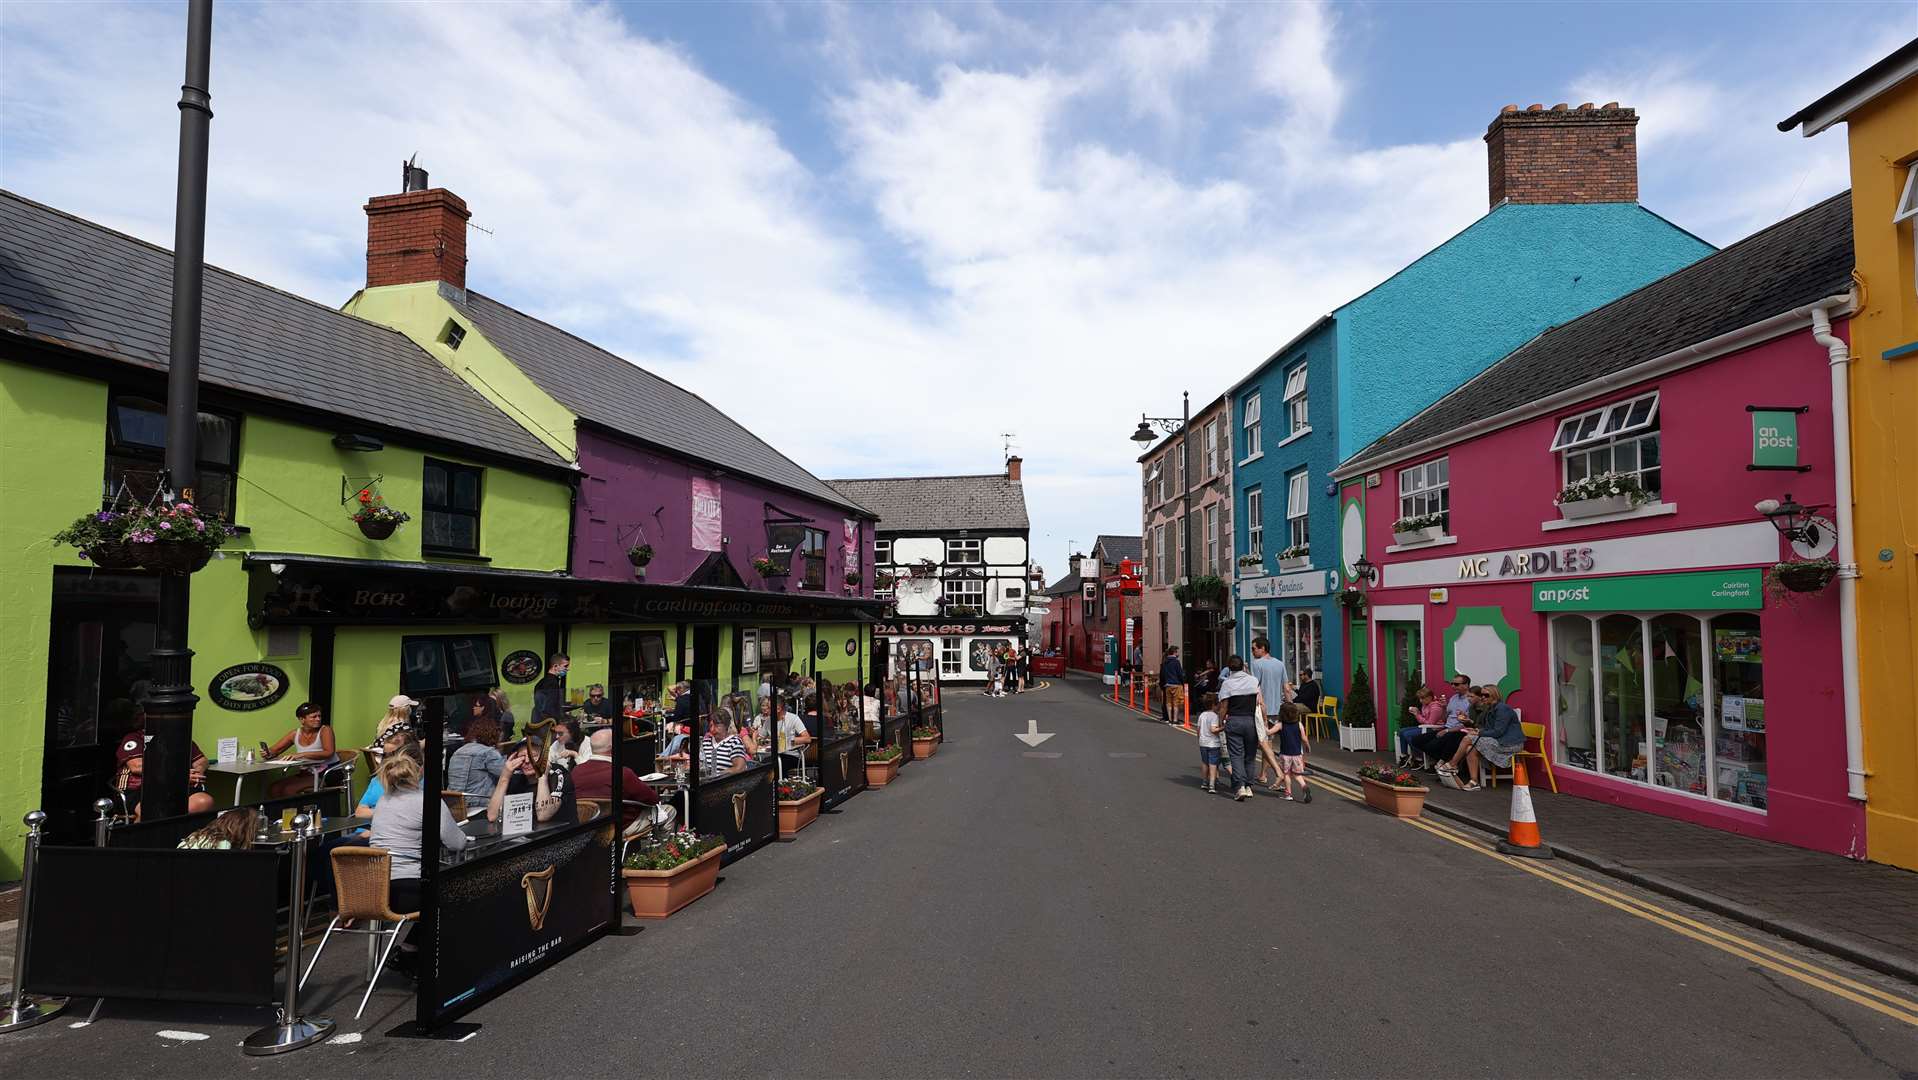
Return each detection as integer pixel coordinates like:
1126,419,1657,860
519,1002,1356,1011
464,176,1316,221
1811,304,1866,804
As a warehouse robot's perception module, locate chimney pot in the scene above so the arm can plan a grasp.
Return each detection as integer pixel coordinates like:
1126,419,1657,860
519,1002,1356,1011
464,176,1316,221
1484,101,1639,208
1500,104,1518,114
1602,101,1620,109
1577,102,1595,111
364,184,470,291
1527,103,1544,112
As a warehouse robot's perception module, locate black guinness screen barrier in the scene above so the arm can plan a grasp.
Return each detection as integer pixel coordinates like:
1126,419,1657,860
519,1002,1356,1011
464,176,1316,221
27,845,280,1004
688,682,777,863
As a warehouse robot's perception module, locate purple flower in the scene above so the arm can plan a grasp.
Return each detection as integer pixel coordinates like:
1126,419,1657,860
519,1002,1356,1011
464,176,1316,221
159,521,171,530
96,512,115,523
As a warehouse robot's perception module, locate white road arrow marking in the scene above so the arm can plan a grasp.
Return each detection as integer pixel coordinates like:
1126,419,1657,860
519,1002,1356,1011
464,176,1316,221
1014,719,1055,747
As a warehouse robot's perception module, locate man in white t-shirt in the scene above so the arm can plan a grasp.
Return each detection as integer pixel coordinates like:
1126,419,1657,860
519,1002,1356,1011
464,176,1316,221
762,695,811,773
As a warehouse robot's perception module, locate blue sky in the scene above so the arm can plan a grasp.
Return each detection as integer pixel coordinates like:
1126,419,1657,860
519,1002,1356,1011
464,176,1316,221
2,1,1912,576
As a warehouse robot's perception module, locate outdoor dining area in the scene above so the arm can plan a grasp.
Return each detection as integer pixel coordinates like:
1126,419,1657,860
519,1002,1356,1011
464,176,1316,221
0,646,946,1052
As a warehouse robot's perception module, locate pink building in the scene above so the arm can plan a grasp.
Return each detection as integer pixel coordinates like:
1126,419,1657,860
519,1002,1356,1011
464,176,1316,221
1330,193,1863,857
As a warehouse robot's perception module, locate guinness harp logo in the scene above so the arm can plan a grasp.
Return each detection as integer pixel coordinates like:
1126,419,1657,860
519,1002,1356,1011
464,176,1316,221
731,791,748,831
838,751,849,780
521,865,558,931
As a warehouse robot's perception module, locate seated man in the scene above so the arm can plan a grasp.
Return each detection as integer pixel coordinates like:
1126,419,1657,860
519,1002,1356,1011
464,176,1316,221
114,731,216,820
571,730,662,828
761,694,812,772
698,713,750,777
487,741,578,828
1410,686,1477,772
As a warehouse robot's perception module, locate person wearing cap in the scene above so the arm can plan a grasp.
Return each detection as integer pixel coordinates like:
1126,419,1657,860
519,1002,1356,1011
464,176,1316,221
268,702,339,798
114,731,215,820
579,683,620,724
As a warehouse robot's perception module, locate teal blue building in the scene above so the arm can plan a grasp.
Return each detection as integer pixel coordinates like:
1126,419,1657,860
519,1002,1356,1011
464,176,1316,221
1227,104,1713,699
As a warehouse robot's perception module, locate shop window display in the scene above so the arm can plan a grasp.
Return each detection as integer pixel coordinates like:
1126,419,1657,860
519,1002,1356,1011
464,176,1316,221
1552,616,1596,769
1648,613,1706,795
1711,613,1767,809
1599,614,1648,781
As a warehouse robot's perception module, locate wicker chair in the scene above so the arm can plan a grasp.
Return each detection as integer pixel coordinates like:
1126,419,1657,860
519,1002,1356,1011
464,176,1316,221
298,846,417,1019
441,791,468,820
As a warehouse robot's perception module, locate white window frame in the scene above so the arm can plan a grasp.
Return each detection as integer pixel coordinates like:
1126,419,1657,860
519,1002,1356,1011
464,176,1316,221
1243,607,1269,659
1551,392,1659,452
1241,393,1262,460
1204,504,1220,575
1283,362,1309,435
1286,470,1309,552
1397,456,1450,530
1280,610,1321,682
874,538,892,565
940,636,963,676
946,537,983,564
1895,162,1918,224
944,576,985,611
1244,487,1263,561
1204,419,1220,477
1146,459,1163,507
1153,523,1168,585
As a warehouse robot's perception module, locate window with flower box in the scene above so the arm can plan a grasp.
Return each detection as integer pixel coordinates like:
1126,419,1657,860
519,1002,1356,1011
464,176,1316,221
105,394,239,522
944,576,985,613
1397,457,1449,532
1552,392,1661,499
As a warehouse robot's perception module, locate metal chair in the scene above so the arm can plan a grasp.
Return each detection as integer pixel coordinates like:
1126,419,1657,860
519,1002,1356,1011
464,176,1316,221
1486,720,1557,793
299,846,416,1019
1307,696,1341,741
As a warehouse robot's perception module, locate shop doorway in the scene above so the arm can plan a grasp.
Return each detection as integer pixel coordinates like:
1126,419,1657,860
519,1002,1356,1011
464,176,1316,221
690,624,721,703
1380,621,1424,741
42,570,160,844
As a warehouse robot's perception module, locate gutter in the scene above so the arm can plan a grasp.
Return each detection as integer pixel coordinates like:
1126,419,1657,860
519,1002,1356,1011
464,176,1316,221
1811,303,1868,804
1330,290,1859,481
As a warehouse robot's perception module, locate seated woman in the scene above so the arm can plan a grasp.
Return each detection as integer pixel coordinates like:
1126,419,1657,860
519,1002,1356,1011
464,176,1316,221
698,711,750,777
177,807,262,850
487,741,578,828
267,702,339,798
368,748,468,964
1410,687,1478,772
1397,687,1444,767
447,716,504,805
113,731,217,819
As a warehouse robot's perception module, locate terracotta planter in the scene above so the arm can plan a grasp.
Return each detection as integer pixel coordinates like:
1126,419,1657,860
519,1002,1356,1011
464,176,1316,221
83,541,140,569
128,539,212,574
1557,494,1634,520
864,756,901,787
357,517,400,540
776,789,823,838
1360,776,1429,819
623,845,723,919
912,736,938,760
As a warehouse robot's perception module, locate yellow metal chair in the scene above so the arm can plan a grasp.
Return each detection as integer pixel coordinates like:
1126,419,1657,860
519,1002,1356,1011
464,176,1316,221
1307,696,1340,741
1484,721,1556,793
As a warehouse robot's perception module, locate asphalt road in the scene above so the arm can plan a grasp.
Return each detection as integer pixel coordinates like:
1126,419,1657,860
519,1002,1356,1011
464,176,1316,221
4,676,1917,1078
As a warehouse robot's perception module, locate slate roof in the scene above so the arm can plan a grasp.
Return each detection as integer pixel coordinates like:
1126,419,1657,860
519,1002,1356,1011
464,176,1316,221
826,473,1029,532
1340,191,1855,474
1094,534,1141,563
452,290,866,514
0,191,567,470
1044,570,1082,596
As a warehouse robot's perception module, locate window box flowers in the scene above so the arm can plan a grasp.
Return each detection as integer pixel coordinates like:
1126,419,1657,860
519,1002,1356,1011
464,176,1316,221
622,830,726,918
350,489,411,540
864,743,903,788
1391,512,1446,547
1236,553,1264,571
52,510,141,569
910,724,940,759
1357,761,1429,818
1277,545,1310,572
775,777,822,838
752,556,788,579
1555,472,1652,520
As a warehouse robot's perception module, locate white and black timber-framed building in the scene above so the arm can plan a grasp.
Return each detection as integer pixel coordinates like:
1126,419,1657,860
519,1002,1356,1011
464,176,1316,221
829,457,1034,684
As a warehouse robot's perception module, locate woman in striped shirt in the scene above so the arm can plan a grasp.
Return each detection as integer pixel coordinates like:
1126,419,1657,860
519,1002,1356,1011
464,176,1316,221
700,708,750,777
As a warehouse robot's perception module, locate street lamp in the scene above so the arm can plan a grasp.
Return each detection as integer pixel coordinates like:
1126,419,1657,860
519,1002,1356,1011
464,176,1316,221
1129,392,1194,662
1353,555,1380,588
1755,494,1824,546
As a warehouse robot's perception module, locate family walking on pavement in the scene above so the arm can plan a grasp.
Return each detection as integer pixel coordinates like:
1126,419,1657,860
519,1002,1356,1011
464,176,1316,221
984,643,1028,697
1180,637,1311,803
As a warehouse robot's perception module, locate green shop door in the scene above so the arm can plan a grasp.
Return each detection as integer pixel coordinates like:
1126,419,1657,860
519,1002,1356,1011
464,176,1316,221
1380,621,1423,750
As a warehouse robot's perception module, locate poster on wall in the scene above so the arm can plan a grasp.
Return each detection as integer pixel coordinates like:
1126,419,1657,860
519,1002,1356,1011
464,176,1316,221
501,650,543,685
1714,628,1761,663
843,519,857,564
207,662,291,712
692,478,723,553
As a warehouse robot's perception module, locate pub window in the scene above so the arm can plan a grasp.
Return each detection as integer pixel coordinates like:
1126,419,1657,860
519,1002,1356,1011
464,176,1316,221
945,576,985,613
610,630,670,706
1082,582,1095,619
946,537,983,564
940,636,963,676
874,538,892,565
105,394,239,522
423,458,483,554
400,634,496,730
799,527,828,590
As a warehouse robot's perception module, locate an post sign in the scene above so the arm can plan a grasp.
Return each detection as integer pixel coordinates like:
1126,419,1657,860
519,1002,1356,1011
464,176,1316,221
1530,569,1763,612
1749,406,1810,471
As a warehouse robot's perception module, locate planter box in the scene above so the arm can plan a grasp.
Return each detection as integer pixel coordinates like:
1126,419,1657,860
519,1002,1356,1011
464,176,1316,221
1337,723,1377,753
912,736,939,760
776,789,822,838
1360,776,1429,819
1556,495,1634,520
1392,526,1441,547
865,756,901,787
1277,556,1310,572
623,845,723,919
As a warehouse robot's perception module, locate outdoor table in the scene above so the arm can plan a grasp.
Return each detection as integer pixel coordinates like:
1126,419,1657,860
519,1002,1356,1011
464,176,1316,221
207,758,307,805
257,815,361,846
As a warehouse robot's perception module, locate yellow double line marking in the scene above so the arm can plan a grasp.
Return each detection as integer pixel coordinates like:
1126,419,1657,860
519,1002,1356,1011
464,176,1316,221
1309,773,1918,1028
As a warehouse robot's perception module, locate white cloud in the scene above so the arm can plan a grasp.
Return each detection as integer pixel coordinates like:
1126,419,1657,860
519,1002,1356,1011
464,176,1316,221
1110,15,1214,126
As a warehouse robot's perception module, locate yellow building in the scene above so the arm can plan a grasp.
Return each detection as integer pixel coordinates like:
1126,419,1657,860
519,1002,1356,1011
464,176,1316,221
1780,38,1918,869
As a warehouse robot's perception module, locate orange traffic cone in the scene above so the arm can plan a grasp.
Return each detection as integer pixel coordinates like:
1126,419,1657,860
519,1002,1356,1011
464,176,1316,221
1495,758,1554,860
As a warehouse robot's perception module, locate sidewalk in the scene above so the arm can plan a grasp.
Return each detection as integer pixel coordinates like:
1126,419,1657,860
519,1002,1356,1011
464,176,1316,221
1308,748,1918,985
1063,672,1918,986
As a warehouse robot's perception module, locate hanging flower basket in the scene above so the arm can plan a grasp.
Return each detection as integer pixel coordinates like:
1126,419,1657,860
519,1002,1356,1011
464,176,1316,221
1335,588,1368,614
123,502,227,575
129,539,213,574
53,510,144,569
627,543,654,568
350,490,410,540
1768,559,1838,596
358,518,399,540
84,540,142,570
752,556,789,578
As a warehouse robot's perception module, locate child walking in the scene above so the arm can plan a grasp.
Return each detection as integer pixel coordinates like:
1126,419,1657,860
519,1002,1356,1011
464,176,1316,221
1195,693,1224,794
1272,701,1312,803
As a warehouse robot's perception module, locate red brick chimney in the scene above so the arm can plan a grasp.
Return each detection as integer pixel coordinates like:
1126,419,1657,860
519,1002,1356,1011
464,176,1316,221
1484,102,1638,208
364,187,470,290
1006,455,1023,482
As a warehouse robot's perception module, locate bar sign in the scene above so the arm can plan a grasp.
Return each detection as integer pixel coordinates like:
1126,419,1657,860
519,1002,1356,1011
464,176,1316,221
1748,407,1807,471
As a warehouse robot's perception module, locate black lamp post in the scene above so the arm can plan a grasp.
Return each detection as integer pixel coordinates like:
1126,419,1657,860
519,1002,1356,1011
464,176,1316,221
1131,391,1193,659
1755,494,1825,547
143,0,215,819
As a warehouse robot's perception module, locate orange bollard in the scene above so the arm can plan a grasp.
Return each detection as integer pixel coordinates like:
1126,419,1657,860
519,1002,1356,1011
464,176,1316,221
1495,759,1554,860
1128,675,1135,709
1144,679,1151,717
1183,692,1192,730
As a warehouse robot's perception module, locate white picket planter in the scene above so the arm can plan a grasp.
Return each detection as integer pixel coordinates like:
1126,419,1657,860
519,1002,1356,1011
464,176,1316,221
1278,556,1311,572
1392,526,1442,547
1338,723,1377,753
1557,495,1634,520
